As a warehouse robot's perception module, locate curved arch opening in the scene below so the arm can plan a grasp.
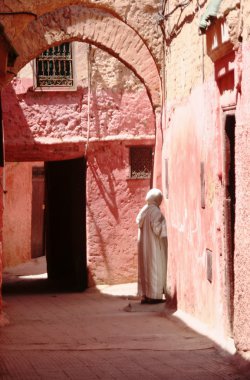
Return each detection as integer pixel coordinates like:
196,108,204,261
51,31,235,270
8,5,161,110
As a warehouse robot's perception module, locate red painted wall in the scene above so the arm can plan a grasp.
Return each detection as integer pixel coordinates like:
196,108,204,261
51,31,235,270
161,81,227,333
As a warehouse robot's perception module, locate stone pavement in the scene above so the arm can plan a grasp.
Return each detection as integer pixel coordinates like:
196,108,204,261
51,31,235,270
0,258,249,380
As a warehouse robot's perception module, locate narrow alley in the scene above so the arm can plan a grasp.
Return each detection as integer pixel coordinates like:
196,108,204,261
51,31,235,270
1,1,250,375
0,259,248,380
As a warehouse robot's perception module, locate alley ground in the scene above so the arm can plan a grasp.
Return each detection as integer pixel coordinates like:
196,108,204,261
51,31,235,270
0,258,249,380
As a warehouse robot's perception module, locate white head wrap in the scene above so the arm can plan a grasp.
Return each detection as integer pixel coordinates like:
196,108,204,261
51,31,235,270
145,188,163,206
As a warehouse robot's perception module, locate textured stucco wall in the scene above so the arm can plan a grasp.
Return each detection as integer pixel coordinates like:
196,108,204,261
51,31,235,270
163,81,226,332
87,141,151,285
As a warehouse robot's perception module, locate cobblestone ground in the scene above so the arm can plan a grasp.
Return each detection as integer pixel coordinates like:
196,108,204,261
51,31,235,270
0,260,249,380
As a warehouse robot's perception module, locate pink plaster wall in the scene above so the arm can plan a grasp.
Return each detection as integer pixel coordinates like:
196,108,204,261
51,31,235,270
87,141,151,285
156,41,250,353
2,163,32,268
160,80,229,336
2,80,154,162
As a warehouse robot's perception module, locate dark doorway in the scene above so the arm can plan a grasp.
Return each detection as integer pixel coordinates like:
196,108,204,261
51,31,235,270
224,114,235,335
31,166,45,259
44,157,87,291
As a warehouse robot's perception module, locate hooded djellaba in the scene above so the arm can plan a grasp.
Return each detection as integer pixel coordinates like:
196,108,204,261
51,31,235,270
136,188,168,304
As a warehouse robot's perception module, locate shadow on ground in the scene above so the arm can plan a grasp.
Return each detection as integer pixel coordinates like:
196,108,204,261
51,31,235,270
1,258,250,379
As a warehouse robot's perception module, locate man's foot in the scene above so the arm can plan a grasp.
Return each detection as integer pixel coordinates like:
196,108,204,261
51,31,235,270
141,296,148,304
141,297,165,304
147,298,165,304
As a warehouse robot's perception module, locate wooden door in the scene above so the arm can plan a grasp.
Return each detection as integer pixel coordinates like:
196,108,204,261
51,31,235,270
0,91,4,167
45,158,87,291
31,167,45,258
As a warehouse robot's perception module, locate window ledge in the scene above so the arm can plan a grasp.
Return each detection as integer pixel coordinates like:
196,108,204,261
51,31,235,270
126,177,151,181
32,85,77,92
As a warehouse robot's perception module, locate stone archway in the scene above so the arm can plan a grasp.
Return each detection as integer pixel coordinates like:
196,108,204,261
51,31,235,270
9,5,161,109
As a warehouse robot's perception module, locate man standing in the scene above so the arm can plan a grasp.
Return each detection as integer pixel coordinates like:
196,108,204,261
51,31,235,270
136,188,168,304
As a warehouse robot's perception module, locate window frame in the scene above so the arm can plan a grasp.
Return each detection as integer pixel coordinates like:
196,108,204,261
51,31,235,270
33,42,77,92
128,145,154,180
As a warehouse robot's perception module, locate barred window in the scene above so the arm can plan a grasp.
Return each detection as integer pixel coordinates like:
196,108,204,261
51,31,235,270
130,146,153,179
36,43,73,87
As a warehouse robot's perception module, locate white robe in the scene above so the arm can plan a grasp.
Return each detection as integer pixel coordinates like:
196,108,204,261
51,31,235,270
136,203,168,300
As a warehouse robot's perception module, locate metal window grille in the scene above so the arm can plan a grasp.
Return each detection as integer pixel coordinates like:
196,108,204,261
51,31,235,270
36,43,73,87
130,146,153,179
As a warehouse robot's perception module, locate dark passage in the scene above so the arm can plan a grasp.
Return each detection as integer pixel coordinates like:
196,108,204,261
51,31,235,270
224,114,235,334
45,157,87,291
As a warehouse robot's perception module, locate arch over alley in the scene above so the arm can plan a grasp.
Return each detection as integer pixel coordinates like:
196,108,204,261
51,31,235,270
4,5,161,110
